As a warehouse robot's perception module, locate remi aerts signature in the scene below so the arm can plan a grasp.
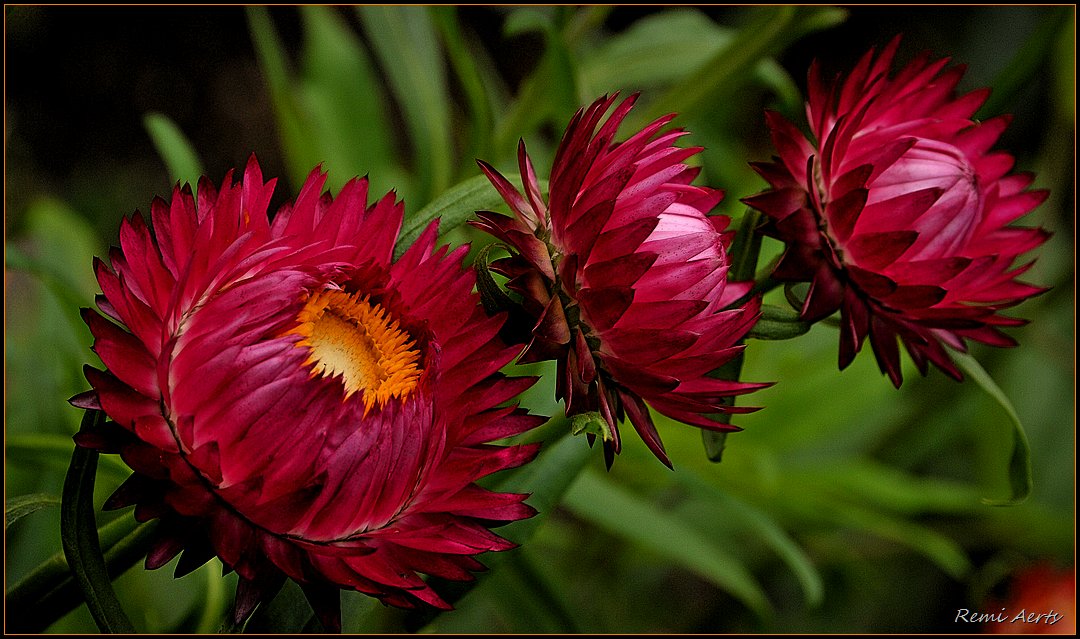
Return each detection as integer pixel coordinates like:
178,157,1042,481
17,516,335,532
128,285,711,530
955,608,1066,627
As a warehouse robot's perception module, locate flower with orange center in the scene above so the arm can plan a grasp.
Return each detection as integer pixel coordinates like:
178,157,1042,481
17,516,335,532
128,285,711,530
72,157,545,629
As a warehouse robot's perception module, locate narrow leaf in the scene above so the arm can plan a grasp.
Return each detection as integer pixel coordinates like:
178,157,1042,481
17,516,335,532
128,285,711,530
474,243,516,315
358,6,453,204
831,503,971,579
416,431,592,631
431,6,495,160
247,6,320,187
675,474,824,607
953,351,1033,506
7,432,132,479
6,517,156,634
643,6,845,124
748,305,813,340
244,579,317,634
196,560,229,634
394,173,514,260
6,493,61,530
979,6,1074,118
492,14,579,157
298,6,394,191
60,410,136,633
6,241,94,341
143,112,205,187
564,469,772,618
492,429,593,547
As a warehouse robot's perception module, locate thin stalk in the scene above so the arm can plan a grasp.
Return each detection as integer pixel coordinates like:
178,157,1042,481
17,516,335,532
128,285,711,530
703,209,767,461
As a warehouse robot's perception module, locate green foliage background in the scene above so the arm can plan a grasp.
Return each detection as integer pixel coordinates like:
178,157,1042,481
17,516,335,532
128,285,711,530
5,5,1074,633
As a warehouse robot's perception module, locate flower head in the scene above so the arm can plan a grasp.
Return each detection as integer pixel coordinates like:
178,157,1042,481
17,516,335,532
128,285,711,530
474,94,765,468
745,37,1049,386
72,157,544,629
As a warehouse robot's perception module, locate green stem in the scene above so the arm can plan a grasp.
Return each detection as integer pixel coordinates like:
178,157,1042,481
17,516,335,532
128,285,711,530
6,517,158,633
729,209,765,282
703,209,767,461
60,411,137,633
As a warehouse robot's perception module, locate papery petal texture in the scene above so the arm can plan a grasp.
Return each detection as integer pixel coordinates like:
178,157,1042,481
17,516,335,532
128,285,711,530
77,156,544,627
475,94,765,468
745,38,1049,386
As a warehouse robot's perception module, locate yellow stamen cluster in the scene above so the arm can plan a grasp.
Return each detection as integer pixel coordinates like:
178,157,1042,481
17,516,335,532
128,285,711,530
288,289,423,413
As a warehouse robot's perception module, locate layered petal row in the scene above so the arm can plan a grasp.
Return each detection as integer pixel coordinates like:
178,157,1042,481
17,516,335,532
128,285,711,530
77,157,544,628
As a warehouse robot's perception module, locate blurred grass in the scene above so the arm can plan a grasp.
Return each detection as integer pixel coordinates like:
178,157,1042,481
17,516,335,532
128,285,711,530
5,5,1073,634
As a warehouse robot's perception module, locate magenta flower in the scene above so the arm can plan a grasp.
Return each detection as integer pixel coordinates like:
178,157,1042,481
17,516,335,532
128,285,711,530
72,157,545,628
475,94,765,468
745,38,1049,386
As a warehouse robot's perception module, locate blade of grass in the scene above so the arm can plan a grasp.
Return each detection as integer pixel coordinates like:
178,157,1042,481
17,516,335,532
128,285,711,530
358,6,453,205
492,12,579,158
7,432,132,479
431,6,494,163
979,6,1074,117
953,351,1033,506
6,517,157,633
675,473,824,607
143,112,205,187
60,412,136,633
394,173,530,260
564,469,771,618
298,6,393,191
247,6,320,187
642,6,845,124
6,493,61,530
413,429,592,631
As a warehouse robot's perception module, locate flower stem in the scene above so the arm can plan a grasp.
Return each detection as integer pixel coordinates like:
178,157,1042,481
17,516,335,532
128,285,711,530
703,209,766,461
60,411,138,633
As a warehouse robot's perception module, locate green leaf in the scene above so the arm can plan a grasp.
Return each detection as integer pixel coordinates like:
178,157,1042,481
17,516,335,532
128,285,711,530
979,6,1074,118
431,7,495,160
473,242,516,315
569,411,614,442
6,516,156,633
953,351,1033,506
763,471,973,579
6,493,61,530
393,173,511,260
790,462,985,515
143,112,205,187
358,6,453,205
247,6,320,187
578,9,731,94
60,412,136,633
701,430,729,462
244,580,318,634
563,469,771,618
420,431,593,631
195,560,229,634
675,473,824,607
830,503,972,579
492,429,593,547
643,6,846,124
297,6,394,192
492,11,579,157
7,433,131,480
748,304,812,340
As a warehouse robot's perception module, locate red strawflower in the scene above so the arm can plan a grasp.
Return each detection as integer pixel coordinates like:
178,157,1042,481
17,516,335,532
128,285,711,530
745,37,1049,387
474,94,765,468
71,157,544,629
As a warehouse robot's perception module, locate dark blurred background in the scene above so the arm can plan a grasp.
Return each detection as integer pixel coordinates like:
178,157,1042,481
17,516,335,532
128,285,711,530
6,6,1071,238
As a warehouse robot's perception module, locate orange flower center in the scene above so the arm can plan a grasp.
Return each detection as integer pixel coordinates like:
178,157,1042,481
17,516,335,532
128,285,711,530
288,289,422,412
